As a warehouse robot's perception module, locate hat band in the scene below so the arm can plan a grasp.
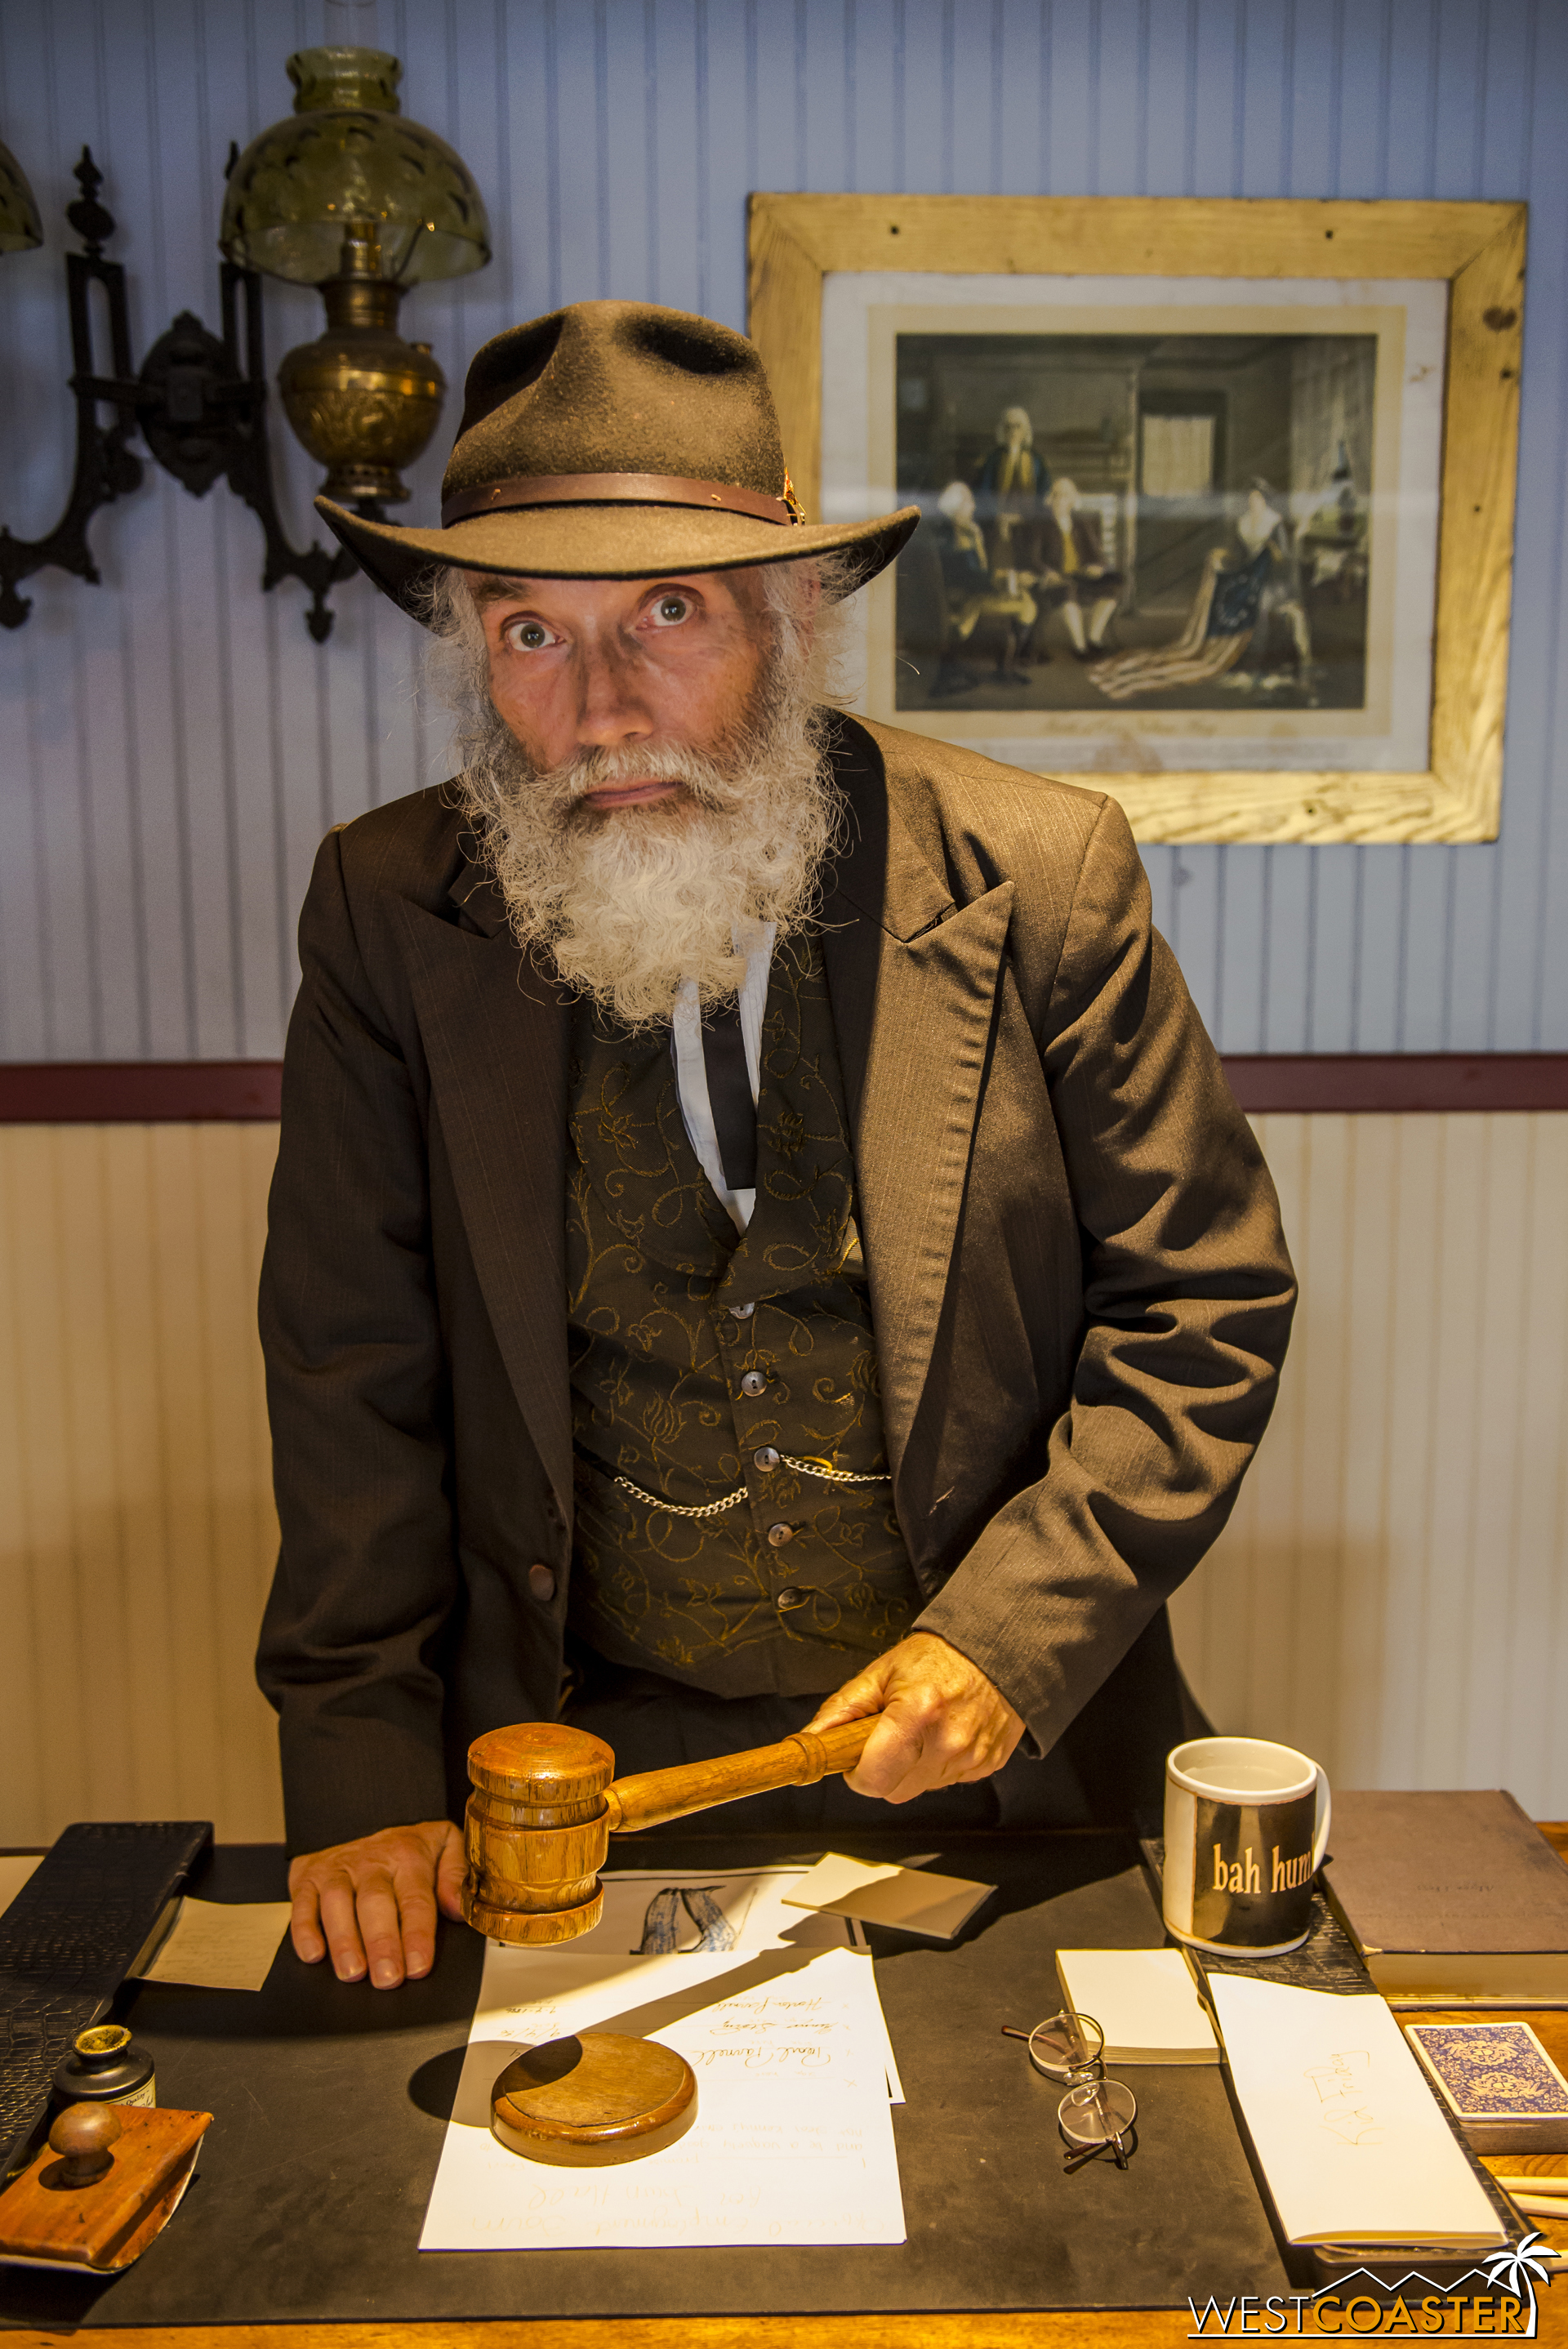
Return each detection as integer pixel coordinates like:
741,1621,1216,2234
440,471,801,530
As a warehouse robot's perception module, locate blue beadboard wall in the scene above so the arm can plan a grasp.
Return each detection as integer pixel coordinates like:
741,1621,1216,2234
0,0,1563,1062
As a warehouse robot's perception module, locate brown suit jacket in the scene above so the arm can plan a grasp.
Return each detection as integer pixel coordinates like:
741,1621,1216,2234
257,716,1294,1852
1037,511,1110,576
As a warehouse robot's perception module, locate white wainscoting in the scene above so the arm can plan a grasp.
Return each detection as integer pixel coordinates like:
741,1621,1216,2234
1169,1112,1568,1820
0,1123,283,1844
2,1112,1564,1847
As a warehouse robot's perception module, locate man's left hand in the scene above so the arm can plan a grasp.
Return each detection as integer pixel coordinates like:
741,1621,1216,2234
804,1632,1024,1803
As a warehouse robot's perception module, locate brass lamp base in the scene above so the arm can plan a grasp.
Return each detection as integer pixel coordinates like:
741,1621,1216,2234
278,238,445,508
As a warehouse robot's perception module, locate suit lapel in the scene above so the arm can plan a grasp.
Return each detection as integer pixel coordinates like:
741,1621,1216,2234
822,724,1013,1473
396,862,575,1513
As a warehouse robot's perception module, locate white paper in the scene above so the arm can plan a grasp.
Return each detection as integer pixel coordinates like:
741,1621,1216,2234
1054,1947,1218,2062
133,1896,292,1992
586,1868,903,2103
1210,1975,1506,2248
781,1852,993,1941
420,1941,906,2251
570,1866,862,1957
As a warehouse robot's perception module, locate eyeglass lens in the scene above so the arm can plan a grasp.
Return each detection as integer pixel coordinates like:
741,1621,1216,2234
1026,2008,1104,2083
1058,2075,1138,2151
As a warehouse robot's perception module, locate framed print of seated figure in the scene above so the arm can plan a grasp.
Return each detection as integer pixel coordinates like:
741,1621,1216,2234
893,323,1370,722
748,194,1525,845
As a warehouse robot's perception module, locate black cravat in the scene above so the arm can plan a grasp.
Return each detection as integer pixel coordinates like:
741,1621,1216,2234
701,1001,757,1189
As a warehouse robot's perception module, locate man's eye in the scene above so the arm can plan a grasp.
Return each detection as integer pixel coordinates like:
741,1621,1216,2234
502,617,555,652
651,594,691,626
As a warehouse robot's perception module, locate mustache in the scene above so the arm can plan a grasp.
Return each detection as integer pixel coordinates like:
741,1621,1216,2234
524,740,749,820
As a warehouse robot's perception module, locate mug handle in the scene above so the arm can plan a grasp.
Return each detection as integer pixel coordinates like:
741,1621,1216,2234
1310,1767,1332,1874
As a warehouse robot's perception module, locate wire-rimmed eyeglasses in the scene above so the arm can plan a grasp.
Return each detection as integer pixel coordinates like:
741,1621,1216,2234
1002,2009,1138,2169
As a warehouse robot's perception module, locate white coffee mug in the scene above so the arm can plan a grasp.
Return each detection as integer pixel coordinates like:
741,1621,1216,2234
1162,1736,1332,1956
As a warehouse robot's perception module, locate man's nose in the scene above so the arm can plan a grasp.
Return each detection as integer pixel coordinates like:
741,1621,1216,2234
572,640,651,748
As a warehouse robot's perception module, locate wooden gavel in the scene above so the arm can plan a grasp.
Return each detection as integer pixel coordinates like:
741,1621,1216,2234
461,1715,878,1944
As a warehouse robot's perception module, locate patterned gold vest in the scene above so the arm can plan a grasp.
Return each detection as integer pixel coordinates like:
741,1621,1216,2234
565,934,923,1697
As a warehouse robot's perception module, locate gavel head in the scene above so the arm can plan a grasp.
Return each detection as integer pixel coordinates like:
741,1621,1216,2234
461,1723,617,1946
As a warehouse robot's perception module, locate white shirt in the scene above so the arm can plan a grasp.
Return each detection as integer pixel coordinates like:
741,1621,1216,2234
669,920,775,1233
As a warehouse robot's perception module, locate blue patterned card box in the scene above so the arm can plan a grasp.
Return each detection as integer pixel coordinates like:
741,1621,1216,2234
1407,2021,1568,2120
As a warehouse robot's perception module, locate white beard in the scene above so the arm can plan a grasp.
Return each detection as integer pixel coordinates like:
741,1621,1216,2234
443,604,840,1032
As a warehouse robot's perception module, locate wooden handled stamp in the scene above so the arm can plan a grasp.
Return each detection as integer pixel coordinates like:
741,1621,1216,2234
0,2102,212,2271
461,1714,879,1946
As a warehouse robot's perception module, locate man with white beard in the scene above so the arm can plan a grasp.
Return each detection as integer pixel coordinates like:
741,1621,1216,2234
258,302,1294,1992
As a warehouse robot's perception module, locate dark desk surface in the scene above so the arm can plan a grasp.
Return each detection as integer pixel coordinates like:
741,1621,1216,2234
8,1827,1568,2349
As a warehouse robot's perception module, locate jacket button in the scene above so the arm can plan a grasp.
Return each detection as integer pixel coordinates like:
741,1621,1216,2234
729,1300,755,1320
528,1562,557,1602
741,1370,767,1397
754,1446,780,1471
776,1585,808,1610
767,1522,795,1549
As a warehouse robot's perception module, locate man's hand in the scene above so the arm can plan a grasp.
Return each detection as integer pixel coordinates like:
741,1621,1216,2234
804,1633,1025,1804
287,1820,466,1988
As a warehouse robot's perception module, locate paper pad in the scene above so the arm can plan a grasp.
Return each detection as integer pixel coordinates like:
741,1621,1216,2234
781,1852,993,1940
420,1937,906,2252
133,1897,292,1992
1054,1947,1218,2063
1209,1974,1506,2249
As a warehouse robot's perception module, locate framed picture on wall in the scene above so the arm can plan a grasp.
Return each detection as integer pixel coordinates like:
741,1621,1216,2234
748,197,1526,845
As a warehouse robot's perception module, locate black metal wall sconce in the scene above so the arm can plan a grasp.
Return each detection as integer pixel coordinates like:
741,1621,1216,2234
0,48,490,644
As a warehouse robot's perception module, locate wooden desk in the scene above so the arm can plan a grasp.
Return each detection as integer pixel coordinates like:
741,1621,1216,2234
10,1827,1568,2349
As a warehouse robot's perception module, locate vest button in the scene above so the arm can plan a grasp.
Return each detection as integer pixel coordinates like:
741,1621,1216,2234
776,1585,808,1609
729,1300,755,1320
767,1522,795,1549
528,1562,557,1602
754,1446,781,1471
741,1370,767,1397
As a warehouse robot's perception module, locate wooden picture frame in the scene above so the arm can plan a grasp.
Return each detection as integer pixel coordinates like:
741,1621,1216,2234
747,195,1526,845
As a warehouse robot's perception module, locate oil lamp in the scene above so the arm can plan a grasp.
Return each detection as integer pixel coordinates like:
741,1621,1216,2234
219,47,491,507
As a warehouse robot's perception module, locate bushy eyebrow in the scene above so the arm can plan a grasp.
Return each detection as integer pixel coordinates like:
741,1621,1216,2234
467,574,537,609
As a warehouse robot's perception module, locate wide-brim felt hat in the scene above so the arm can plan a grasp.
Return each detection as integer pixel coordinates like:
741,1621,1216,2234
318,300,920,620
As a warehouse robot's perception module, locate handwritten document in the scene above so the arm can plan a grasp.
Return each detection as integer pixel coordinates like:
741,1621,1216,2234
1209,1975,1505,2248
551,1867,902,2101
419,1937,906,2251
133,1897,292,1992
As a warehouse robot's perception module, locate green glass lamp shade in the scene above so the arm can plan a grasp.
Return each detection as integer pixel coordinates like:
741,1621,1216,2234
0,139,44,256
219,47,489,287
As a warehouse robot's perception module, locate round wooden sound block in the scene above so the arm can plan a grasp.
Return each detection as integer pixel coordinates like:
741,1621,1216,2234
490,2033,697,2166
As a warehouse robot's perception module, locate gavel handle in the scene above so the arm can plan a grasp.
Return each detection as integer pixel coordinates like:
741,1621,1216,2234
601,1715,880,1834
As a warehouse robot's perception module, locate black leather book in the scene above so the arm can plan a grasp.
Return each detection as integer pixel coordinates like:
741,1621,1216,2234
0,1819,212,2182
